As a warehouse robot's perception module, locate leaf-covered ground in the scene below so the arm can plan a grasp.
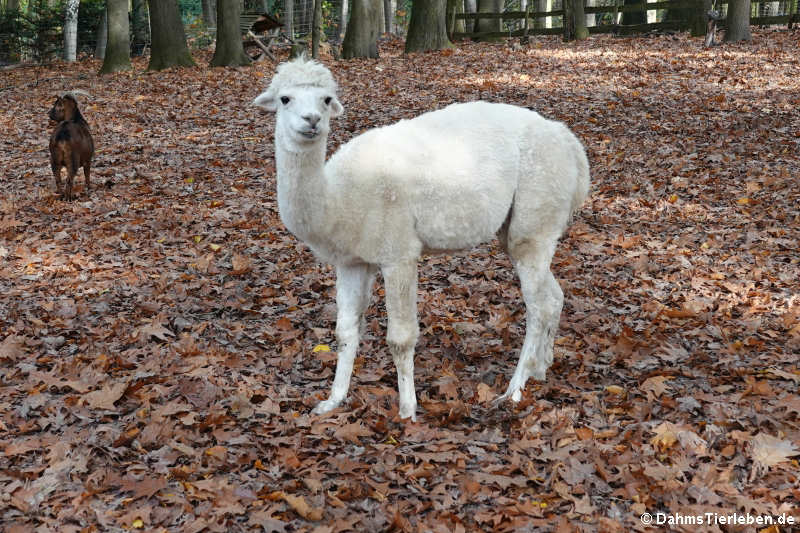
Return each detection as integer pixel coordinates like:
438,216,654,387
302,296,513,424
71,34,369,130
1,29,799,532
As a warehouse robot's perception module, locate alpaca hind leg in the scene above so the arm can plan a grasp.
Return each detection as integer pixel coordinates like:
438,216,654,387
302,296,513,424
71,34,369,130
496,247,562,404
382,261,419,421
313,263,374,415
532,272,563,381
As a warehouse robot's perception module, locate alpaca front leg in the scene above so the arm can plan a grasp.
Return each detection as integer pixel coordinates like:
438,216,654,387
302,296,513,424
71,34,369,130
382,262,419,421
313,263,374,415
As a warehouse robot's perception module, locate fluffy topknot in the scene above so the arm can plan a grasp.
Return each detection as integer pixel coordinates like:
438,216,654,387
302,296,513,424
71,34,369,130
268,55,338,95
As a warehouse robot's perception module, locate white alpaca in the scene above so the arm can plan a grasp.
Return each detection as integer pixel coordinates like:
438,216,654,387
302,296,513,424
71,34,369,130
254,57,590,421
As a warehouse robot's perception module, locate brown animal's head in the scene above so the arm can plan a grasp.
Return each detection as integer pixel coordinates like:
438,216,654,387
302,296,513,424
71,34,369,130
49,94,80,123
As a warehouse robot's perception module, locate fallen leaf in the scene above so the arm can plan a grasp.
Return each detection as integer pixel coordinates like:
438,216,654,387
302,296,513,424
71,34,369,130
272,491,323,521
83,381,128,410
640,376,672,398
750,433,799,468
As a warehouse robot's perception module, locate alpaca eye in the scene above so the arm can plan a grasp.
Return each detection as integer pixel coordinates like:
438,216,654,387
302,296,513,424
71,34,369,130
324,97,332,105
280,96,291,105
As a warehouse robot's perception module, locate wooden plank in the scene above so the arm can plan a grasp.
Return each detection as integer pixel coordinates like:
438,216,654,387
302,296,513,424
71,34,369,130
600,20,683,33
453,3,798,38
584,1,694,13
452,27,563,39
457,9,569,19
750,14,792,25
456,1,695,19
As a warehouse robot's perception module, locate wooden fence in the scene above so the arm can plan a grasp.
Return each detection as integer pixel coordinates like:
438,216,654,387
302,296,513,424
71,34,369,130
452,0,800,39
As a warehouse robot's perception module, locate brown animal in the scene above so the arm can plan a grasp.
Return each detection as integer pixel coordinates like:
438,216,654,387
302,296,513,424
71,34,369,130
49,93,94,200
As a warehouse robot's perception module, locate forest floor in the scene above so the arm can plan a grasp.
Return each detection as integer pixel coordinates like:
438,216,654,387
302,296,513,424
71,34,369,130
1,28,799,533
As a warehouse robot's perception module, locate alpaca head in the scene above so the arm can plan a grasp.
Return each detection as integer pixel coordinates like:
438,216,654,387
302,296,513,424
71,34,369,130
253,56,343,150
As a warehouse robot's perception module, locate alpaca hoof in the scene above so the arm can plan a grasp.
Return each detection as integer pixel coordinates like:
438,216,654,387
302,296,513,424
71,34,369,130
398,403,417,422
492,389,522,408
312,398,342,416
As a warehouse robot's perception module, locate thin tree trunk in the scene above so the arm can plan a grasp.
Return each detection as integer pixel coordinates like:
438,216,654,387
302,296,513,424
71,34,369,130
405,0,451,52
447,0,465,36
475,0,502,40
201,0,216,26
724,0,751,40
100,0,131,73
336,0,348,40
621,0,646,24
131,0,148,56
210,0,250,66
147,0,195,70
375,0,385,34
384,0,393,32
464,0,476,31
286,0,295,38
312,0,322,57
342,0,380,58
95,4,107,59
63,0,79,61
563,0,588,39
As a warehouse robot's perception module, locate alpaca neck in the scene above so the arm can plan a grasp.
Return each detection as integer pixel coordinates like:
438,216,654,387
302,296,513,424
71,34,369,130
275,138,330,243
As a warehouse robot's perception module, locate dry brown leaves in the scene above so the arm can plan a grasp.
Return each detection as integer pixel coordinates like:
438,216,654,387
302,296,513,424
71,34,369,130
1,28,799,532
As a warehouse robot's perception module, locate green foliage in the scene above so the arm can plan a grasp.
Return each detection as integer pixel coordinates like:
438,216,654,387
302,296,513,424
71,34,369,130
77,0,104,54
0,0,106,63
0,7,25,63
0,1,63,63
185,18,215,49
26,1,62,62
395,0,412,33
178,0,202,24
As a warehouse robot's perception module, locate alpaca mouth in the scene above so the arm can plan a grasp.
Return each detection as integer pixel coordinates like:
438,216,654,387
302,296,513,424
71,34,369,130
299,130,319,140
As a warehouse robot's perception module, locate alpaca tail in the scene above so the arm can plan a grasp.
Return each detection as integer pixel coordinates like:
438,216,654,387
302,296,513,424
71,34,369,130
568,128,591,214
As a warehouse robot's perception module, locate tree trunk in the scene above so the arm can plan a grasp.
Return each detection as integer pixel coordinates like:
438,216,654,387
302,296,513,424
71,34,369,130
63,0,79,61
376,0,385,34
563,0,588,39
131,0,148,56
286,0,295,38
384,0,394,32
724,0,751,41
147,0,195,70
312,0,322,58
336,0,348,40
94,4,107,59
447,0,465,36
688,0,713,35
201,0,216,26
463,0,476,31
100,0,131,72
210,0,250,66
621,0,646,24
342,0,380,58
475,0,502,40
405,0,451,52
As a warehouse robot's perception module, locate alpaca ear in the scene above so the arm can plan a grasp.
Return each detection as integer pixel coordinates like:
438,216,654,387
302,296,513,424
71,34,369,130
253,90,277,112
329,96,344,118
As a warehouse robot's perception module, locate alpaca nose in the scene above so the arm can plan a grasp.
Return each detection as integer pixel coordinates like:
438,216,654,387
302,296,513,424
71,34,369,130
303,114,321,128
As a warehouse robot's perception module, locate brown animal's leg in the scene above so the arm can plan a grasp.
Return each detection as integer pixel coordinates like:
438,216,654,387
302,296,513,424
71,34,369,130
83,162,91,196
51,161,63,196
65,156,77,201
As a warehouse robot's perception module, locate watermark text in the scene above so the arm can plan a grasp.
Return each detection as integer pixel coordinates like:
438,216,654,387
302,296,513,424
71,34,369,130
640,511,796,527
